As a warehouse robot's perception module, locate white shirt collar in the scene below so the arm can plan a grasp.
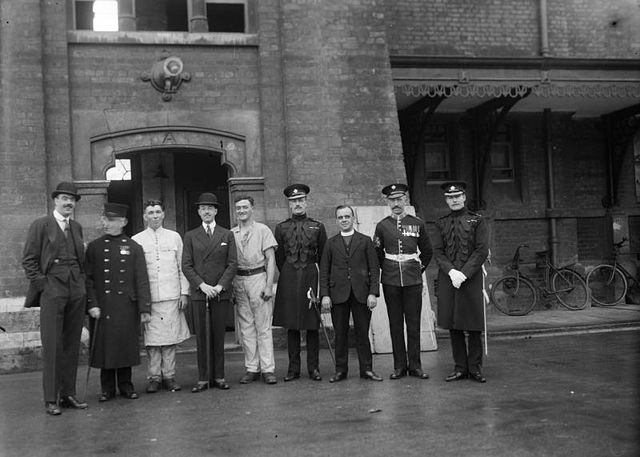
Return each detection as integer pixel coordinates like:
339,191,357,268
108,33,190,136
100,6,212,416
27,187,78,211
340,229,355,237
53,210,68,222
202,221,216,231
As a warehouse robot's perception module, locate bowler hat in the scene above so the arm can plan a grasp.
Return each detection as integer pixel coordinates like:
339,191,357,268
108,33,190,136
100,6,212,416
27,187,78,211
440,181,467,196
194,192,220,208
51,182,80,201
381,183,408,198
283,184,310,200
103,202,129,218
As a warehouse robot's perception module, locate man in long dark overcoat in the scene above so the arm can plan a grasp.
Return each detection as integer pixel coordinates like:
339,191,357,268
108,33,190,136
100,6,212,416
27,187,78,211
433,181,489,383
85,203,151,401
22,182,88,415
273,184,327,382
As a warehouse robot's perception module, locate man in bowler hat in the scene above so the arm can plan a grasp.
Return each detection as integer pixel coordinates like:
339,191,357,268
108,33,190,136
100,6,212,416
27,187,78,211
182,192,237,392
85,203,151,401
23,182,88,415
433,181,489,383
273,184,327,381
373,183,432,380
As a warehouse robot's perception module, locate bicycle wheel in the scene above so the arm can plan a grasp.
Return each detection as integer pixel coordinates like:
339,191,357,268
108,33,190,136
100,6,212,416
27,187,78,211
551,268,589,310
586,265,627,306
490,275,537,316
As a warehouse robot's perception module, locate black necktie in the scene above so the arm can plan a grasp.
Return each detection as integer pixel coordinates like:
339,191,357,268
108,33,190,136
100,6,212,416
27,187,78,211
64,219,70,238
206,225,212,238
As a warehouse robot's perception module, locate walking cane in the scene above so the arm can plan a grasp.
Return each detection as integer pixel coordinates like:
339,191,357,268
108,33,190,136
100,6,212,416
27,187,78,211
482,262,489,357
205,296,212,390
82,316,99,402
308,287,336,366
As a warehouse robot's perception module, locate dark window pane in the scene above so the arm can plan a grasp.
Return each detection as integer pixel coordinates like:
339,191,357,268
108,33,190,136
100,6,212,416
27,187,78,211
167,0,188,31
207,3,245,32
75,1,94,30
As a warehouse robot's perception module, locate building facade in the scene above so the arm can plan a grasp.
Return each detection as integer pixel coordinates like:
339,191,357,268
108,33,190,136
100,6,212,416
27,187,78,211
1,0,639,370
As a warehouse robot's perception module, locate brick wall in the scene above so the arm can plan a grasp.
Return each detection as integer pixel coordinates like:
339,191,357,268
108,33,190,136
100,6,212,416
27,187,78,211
0,0,49,296
385,0,640,58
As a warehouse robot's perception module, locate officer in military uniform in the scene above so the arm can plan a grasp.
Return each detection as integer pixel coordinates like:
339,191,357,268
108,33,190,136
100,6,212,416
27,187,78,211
273,184,327,381
433,181,489,383
85,203,151,401
373,183,432,380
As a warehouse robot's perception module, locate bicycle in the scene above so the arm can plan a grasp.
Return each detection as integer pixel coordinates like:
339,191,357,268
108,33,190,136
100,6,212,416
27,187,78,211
489,244,590,316
586,238,640,306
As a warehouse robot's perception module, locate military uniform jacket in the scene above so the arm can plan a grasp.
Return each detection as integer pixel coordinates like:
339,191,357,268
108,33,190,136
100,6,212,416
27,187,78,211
373,214,432,287
273,214,327,329
433,208,489,331
85,234,151,369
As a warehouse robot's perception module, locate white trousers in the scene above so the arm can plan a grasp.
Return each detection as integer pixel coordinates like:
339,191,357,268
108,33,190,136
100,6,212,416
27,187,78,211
233,273,275,373
146,345,177,380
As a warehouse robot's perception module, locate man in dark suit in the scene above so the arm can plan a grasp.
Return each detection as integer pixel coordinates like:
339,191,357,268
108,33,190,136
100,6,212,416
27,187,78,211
320,205,382,383
85,203,151,401
182,192,237,393
22,181,88,415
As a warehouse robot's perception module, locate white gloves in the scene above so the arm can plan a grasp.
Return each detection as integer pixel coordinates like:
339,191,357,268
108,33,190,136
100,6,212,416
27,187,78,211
448,269,467,289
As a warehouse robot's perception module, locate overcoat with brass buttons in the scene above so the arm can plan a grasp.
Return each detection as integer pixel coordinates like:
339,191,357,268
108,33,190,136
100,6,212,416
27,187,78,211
85,234,151,369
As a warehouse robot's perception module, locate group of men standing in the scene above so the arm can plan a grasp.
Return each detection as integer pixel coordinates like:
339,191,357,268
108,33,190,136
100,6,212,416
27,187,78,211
23,178,489,416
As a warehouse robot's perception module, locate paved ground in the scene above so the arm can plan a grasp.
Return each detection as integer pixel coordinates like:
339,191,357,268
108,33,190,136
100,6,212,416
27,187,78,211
0,321,638,457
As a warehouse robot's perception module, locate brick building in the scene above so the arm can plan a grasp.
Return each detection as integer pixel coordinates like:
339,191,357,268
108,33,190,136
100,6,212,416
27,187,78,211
1,0,639,370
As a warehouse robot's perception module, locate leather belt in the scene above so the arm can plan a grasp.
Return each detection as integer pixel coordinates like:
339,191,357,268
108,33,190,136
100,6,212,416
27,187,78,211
385,253,420,262
236,266,266,276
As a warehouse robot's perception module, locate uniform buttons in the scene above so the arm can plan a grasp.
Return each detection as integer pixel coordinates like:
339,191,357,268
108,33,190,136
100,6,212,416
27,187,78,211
104,248,109,252
104,259,110,262
105,315,110,319
104,269,110,273
120,259,125,263
105,290,111,294
104,280,111,284
119,280,124,284
117,291,123,295
105,239,110,243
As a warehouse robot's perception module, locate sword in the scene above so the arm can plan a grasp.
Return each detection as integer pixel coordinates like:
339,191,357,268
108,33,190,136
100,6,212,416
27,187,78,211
482,256,490,357
307,287,335,366
82,316,100,403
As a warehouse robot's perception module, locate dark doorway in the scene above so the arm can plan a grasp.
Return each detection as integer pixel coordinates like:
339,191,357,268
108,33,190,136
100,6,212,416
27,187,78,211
175,151,231,235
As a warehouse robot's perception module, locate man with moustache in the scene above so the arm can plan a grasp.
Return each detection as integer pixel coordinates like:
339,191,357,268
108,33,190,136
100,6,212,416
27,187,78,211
320,205,382,383
85,203,151,401
231,195,278,385
433,181,489,383
373,183,432,380
23,182,88,415
132,200,191,393
273,184,327,382
182,192,237,392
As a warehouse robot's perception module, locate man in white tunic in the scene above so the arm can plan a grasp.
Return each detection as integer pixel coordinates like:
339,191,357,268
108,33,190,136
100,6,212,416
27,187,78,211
231,195,278,385
132,200,191,393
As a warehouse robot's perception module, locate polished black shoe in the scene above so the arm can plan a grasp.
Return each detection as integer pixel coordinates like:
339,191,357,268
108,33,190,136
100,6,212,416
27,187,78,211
191,382,209,393
163,378,181,392
262,372,278,384
60,395,88,409
329,372,347,383
389,369,407,380
120,390,139,399
212,378,230,390
98,392,115,402
45,402,62,416
408,369,430,379
469,371,487,383
360,370,383,382
445,371,468,382
309,369,322,381
283,371,300,382
146,380,161,393
240,371,260,384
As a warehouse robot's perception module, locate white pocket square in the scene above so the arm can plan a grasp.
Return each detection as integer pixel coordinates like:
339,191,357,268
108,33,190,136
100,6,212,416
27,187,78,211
221,242,228,246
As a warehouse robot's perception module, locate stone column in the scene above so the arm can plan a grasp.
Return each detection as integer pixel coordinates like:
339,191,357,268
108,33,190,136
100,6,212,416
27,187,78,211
74,180,110,243
118,0,136,31
188,0,208,32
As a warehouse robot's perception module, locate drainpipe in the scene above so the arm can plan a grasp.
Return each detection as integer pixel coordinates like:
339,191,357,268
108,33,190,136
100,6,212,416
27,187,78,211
544,108,558,265
539,0,550,57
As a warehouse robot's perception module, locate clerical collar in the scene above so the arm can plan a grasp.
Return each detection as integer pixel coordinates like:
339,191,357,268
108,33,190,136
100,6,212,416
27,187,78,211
340,230,355,237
